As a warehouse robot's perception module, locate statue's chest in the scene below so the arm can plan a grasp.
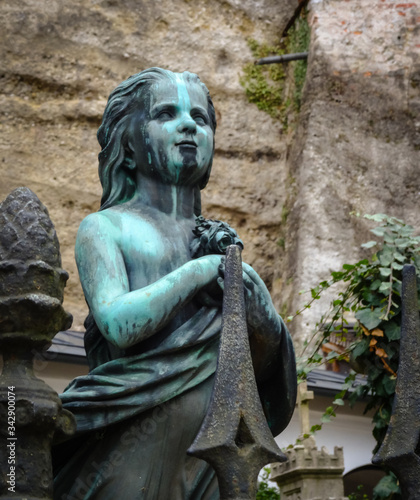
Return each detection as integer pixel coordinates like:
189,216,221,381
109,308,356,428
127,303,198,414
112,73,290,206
120,217,194,288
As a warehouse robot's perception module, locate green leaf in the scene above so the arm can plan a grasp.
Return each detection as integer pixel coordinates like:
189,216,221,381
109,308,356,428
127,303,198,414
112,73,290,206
370,279,382,291
356,258,370,266
372,405,391,427
373,472,400,499
393,251,406,262
310,424,322,433
392,262,404,270
321,414,331,423
379,255,394,267
368,364,383,382
334,398,345,406
400,224,414,236
348,384,367,406
325,405,336,415
351,336,371,359
365,213,388,222
361,240,377,249
326,350,340,361
335,389,347,399
343,264,355,271
379,267,392,277
383,375,397,395
371,227,386,237
395,237,412,248
379,282,391,292
383,321,400,341
355,307,383,330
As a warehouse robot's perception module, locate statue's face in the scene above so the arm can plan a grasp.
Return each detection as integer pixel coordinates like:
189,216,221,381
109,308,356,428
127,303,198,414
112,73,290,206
129,75,214,186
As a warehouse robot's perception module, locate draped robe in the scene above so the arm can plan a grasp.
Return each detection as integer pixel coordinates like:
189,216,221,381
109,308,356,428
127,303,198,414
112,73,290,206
53,305,296,500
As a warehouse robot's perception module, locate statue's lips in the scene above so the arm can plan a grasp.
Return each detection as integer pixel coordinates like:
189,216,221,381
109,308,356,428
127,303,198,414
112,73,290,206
176,141,197,149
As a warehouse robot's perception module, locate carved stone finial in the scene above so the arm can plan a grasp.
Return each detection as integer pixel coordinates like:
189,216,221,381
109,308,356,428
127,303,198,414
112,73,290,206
0,187,75,500
0,187,72,342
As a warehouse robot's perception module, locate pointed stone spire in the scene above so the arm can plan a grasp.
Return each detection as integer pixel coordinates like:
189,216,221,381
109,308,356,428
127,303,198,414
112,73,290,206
188,245,287,499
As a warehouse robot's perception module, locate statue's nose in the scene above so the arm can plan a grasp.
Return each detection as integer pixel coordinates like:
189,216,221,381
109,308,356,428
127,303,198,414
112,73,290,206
177,115,197,134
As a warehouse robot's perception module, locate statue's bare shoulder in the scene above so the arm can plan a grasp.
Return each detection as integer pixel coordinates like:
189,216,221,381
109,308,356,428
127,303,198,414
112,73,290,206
76,204,194,295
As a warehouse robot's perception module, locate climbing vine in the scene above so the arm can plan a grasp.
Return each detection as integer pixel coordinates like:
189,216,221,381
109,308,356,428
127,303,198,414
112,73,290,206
240,10,310,126
290,213,420,499
256,468,280,500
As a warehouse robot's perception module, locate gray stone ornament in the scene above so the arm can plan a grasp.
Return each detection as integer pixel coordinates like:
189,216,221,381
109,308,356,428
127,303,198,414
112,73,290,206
0,187,75,500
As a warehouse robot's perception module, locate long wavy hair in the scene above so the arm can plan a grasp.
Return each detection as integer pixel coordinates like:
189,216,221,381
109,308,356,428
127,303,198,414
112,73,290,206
97,67,217,212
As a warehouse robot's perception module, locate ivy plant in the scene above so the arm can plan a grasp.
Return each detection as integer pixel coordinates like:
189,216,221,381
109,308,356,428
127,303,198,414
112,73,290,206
348,484,369,500
256,468,281,500
290,213,420,499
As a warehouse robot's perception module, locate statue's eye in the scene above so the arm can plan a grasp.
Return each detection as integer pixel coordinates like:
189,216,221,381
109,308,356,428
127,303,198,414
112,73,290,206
193,114,207,126
157,109,173,120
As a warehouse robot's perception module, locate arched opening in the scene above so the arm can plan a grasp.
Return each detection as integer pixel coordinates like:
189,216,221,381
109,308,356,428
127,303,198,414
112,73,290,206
344,464,386,499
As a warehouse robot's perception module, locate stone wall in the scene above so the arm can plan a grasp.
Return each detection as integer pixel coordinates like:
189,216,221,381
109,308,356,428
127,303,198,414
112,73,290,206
1,0,419,344
0,0,296,330
280,0,420,348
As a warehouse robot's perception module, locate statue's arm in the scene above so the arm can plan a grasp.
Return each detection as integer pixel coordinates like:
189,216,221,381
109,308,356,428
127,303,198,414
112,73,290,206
75,214,222,349
241,263,297,432
241,263,291,379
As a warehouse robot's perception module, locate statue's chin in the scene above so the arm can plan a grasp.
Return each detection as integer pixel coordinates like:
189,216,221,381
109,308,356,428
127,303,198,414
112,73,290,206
156,161,209,187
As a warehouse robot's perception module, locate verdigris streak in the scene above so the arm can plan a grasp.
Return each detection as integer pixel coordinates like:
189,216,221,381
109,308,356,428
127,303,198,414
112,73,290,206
53,68,297,500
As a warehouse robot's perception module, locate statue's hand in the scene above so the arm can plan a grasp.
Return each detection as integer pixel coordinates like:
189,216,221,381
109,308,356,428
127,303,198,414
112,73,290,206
217,259,281,335
217,259,283,379
241,263,280,333
195,254,225,307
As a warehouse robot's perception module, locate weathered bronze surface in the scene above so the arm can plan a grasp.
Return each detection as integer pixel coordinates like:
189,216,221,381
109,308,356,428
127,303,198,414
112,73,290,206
0,188,75,499
52,68,296,499
373,264,420,499
188,244,287,499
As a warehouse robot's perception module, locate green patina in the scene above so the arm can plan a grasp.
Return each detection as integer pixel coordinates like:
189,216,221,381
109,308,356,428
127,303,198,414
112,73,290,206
54,67,297,500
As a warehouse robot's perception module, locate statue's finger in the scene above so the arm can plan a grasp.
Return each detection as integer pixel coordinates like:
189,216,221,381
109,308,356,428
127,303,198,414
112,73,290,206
217,277,225,291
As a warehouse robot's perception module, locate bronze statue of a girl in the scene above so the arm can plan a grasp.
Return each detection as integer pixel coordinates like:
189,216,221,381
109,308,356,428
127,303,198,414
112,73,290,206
53,68,296,500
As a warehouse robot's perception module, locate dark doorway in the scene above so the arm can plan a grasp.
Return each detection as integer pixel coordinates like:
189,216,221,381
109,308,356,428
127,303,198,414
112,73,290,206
344,464,386,499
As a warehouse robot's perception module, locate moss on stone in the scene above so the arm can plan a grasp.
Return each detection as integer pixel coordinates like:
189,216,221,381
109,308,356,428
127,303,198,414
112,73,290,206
286,14,311,112
239,39,287,121
240,10,310,125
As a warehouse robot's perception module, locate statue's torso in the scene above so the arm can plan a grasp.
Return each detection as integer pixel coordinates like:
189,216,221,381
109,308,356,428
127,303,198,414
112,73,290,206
99,203,200,332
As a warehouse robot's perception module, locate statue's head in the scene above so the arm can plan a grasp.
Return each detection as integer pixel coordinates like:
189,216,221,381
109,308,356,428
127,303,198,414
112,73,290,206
97,68,217,211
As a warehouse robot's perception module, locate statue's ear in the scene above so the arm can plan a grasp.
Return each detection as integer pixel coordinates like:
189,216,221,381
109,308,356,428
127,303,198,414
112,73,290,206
124,137,136,170
126,139,135,155
124,157,136,170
